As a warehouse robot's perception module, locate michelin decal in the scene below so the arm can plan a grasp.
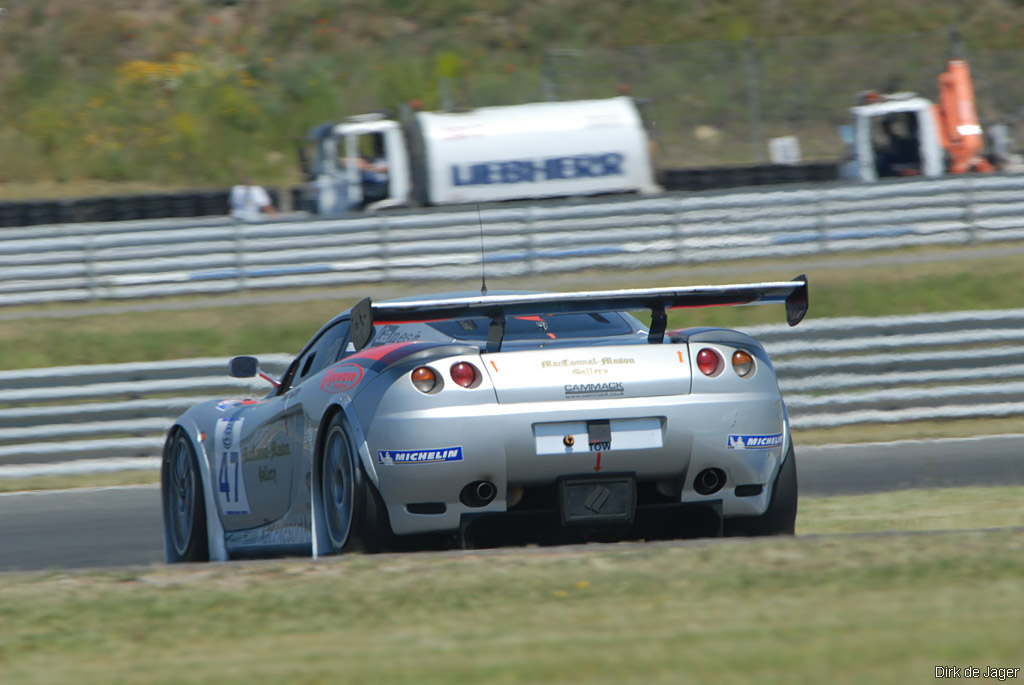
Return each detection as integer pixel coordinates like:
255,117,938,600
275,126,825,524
727,433,784,450
378,446,464,465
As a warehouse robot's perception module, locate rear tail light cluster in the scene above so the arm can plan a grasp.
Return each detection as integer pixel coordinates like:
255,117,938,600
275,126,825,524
695,347,756,378
696,348,721,376
449,362,479,388
410,361,482,393
731,350,754,377
410,366,439,393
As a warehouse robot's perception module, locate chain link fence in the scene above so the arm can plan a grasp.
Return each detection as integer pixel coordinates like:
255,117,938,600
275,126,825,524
542,31,1022,169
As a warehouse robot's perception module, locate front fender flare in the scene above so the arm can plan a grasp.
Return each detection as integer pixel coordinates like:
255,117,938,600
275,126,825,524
163,419,229,563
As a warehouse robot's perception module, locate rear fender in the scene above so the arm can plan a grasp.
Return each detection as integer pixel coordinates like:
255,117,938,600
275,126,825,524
310,399,376,559
673,328,778,396
666,326,766,350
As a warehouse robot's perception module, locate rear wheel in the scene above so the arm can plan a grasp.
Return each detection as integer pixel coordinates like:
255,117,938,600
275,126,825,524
162,429,209,562
725,442,798,537
319,415,393,554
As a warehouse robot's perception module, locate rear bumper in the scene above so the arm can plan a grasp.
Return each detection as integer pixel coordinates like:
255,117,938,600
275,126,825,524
363,391,788,536
459,499,725,547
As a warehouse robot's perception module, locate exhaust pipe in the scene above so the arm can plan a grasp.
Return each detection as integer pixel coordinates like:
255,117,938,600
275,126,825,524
460,480,497,508
693,468,726,496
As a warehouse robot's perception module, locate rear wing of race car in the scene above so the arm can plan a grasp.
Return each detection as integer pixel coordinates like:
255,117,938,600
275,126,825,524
351,275,808,352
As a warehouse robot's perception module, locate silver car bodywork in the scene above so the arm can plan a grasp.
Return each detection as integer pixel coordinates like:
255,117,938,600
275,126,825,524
161,279,808,562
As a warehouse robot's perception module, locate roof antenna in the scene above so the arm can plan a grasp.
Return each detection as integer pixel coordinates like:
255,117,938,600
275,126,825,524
477,205,488,295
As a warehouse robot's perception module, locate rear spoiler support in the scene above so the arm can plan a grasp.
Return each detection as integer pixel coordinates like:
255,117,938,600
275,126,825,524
487,312,506,353
648,302,668,345
351,275,808,352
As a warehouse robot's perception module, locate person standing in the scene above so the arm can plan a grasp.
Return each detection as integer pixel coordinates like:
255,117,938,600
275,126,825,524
229,179,278,221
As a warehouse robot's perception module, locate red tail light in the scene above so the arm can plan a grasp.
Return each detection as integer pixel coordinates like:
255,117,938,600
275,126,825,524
696,348,720,376
450,361,480,388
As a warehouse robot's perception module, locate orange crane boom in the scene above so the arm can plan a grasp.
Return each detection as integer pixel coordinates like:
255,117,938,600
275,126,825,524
933,59,994,174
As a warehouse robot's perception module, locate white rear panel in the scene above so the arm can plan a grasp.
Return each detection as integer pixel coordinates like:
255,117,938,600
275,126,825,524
481,345,691,404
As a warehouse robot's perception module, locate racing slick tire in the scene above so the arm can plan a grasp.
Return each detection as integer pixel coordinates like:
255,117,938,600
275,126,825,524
162,428,210,562
319,415,394,554
724,442,798,537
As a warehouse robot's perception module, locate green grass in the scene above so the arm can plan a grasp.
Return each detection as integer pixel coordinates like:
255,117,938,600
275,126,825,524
798,486,1024,534
0,1,1020,191
0,501,1021,684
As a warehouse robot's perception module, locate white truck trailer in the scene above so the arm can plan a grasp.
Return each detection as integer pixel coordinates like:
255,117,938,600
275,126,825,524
301,96,660,215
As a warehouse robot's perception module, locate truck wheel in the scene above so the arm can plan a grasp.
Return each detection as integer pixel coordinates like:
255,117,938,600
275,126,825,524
725,442,798,537
162,429,209,562
319,415,393,554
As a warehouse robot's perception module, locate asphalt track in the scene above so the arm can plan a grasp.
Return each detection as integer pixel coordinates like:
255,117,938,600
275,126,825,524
1,434,1021,573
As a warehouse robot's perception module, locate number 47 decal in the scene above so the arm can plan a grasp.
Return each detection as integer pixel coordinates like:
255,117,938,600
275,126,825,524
219,452,242,501
214,418,251,515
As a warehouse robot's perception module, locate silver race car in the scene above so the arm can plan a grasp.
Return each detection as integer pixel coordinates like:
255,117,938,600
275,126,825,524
162,277,808,562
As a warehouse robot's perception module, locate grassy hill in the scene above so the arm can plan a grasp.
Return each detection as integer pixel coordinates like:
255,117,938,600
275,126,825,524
1,0,1022,197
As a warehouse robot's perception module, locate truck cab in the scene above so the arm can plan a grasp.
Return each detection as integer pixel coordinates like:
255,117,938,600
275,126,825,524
302,114,412,215
846,95,944,182
843,60,994,183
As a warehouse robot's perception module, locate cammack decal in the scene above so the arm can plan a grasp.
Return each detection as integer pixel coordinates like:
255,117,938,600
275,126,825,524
564,382,625,399
451,153,625,187
320,363,364,393
727,433,784,450
377,447,464,465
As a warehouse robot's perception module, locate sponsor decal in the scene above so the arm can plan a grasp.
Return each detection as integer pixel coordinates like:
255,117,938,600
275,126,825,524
373,325,421,345
214,417,251,515
377,446,464,465
258,466,277,483
222,418,237,449
217,399,261,412
543,356,636,377
225,514,312,547
451,153,625,187
242,429,291,462
321,363,363,393
727,433,784,450
564,382,625,399
541,356,636,369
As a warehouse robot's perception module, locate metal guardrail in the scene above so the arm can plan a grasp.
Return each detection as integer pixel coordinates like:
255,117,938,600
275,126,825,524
1,309,1021,477
3,174,1024,308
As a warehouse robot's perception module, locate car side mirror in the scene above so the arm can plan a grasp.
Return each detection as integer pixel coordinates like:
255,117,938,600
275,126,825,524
229,356,259,378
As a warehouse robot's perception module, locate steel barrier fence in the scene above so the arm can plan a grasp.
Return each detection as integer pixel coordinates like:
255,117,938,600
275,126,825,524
1,309,1021,478
3,174,1024,308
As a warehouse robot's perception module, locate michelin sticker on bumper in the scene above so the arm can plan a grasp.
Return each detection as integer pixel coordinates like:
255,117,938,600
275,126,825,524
378,447,464,465
727,433,783,450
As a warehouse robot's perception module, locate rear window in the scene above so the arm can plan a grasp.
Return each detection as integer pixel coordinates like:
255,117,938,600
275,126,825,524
426,311,637,342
